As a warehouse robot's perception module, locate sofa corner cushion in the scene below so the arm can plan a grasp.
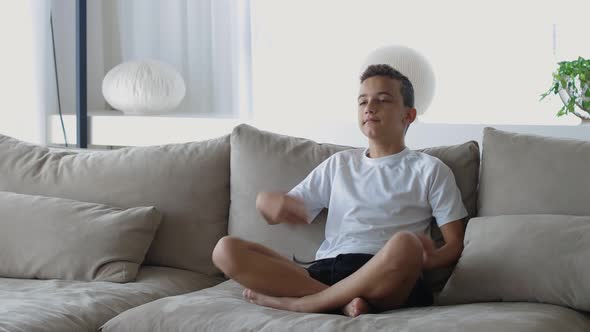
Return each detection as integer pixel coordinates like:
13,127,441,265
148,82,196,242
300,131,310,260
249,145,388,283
0,133,231,275
437,214,590,312
478,127,590,217
0,190,161,282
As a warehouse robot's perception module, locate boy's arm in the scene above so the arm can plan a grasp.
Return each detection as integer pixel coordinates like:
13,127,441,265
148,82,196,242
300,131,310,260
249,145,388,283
417,219,465,270
255,191,309,225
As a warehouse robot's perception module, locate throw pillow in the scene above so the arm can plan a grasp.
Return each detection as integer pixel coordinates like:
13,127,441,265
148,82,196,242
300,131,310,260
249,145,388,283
0,191,161,282
437,214,590,311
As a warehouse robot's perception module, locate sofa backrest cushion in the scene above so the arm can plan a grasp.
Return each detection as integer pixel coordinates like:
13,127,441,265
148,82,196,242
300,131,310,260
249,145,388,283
0,133,230,275
0,191,161,282
228,124,350,261
228,124,480,289
478,127,590,217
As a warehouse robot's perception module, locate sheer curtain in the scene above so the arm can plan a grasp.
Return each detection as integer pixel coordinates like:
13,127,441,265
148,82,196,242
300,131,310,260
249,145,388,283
88,0,252,118
0,0,54,144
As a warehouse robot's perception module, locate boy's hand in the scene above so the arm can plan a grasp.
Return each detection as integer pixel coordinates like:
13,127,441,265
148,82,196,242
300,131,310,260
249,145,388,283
416,233,436,269
256,192,309,225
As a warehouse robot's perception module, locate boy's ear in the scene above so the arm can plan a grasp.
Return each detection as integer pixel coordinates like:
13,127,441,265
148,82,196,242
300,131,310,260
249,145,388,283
406,108,417,124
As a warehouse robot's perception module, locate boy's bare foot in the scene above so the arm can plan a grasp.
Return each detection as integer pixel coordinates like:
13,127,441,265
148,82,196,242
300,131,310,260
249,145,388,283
243,288,298,312
342,297,371,317
242,289,371,317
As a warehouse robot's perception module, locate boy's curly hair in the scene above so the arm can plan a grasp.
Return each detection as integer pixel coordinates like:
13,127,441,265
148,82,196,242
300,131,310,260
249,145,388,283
360,64,414,108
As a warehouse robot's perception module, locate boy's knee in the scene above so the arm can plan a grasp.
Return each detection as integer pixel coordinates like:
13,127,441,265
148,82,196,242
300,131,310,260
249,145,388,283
388,231,421,250
383,231,423,268
212,236,243,275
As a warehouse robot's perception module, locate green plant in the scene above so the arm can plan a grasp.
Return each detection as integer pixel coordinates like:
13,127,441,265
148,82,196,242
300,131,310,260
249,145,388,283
541,56,590,117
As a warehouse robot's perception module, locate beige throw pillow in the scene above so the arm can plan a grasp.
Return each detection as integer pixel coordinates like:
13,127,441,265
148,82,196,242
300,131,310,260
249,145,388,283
0,191,162,282
438,214,590,312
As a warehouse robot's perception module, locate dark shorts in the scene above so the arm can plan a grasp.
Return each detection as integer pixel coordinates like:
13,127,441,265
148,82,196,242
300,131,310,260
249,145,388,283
305,253,433,309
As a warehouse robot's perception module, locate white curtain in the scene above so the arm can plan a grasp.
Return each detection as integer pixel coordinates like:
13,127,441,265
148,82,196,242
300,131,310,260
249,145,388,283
0,0,53,144
89,0,252,118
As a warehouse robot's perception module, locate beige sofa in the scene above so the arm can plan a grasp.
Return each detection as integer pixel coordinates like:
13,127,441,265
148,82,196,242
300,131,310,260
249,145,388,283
0,124,589,332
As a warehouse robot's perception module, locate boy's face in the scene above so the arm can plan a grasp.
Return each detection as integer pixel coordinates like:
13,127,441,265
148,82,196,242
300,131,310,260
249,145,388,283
357,76,416,143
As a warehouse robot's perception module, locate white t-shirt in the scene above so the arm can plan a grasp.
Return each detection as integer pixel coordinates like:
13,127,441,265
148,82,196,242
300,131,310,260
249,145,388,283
287,146,468,260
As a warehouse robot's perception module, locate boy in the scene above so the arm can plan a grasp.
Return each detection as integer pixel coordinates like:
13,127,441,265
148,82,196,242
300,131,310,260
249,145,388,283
212,64,467,317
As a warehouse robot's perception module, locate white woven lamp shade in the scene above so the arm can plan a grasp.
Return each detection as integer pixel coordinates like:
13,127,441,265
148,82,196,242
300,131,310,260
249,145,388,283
361,46,435,115
102,60,186,115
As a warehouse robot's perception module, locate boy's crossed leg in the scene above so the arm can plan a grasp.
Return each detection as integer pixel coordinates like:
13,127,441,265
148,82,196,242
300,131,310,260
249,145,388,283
212,235,369,316
212,231,423,316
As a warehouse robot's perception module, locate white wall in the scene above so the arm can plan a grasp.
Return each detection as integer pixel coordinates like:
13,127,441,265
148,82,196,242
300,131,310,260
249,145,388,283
0,0,51,144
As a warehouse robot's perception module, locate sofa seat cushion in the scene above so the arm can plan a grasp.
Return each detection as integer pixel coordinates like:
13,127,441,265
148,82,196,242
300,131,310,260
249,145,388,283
0,266,221,332
101,280,590,332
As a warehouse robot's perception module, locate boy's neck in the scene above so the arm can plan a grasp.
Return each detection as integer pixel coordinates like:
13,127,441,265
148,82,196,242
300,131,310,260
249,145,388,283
367,141,406,158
